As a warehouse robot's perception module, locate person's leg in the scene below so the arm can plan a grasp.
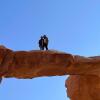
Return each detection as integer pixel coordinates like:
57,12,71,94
46,44,48,50
44,44,48,50
39,46,41,50
42,46,44,50
44,44,46,50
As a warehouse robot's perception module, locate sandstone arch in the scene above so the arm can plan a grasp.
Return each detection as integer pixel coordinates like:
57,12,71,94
0,45,100,100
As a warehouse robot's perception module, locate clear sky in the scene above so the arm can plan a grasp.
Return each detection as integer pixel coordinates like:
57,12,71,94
0,0,100,100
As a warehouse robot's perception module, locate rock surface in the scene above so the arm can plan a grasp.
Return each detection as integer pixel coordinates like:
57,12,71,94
0,45,100,100
0,46,74,78
66,75,100,100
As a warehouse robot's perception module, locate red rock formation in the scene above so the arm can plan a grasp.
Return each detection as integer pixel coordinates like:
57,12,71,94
0,45,100,100
0,46,74,78
65,56,100,100
66,75,100,100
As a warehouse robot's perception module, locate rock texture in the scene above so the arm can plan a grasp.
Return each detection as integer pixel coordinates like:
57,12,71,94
0,46,74,78
0,45,100,100
66,75,100,100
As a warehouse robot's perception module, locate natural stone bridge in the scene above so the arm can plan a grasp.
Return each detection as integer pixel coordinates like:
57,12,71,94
0,45,100,100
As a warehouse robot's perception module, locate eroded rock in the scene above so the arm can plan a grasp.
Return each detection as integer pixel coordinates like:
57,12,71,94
66,75,100,100
0,46,74,78
0,45,100,100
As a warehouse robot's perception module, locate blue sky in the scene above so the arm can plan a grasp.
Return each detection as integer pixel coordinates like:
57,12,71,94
0,0,100,100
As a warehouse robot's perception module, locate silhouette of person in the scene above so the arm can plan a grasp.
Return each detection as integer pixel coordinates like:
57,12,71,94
43,35,49,50
39,36,44,50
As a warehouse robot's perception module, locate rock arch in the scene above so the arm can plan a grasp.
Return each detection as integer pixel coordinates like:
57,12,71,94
0,45,100,100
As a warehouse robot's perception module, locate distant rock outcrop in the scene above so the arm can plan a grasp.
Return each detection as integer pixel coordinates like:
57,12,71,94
0,45,100,100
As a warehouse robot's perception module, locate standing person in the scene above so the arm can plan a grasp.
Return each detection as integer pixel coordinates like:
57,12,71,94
43,35,49,50
38,36,44,50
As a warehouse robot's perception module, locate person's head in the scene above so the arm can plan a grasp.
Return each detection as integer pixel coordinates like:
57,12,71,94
43,35,46,38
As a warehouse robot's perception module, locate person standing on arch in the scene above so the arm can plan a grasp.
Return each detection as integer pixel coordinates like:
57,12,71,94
43,35,49,50
38,36,44,50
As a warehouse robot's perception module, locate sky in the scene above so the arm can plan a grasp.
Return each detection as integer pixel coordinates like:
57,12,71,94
0,0,100,100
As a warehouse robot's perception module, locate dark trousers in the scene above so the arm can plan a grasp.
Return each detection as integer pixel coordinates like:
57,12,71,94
43,43,48,50
39,45,44,50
